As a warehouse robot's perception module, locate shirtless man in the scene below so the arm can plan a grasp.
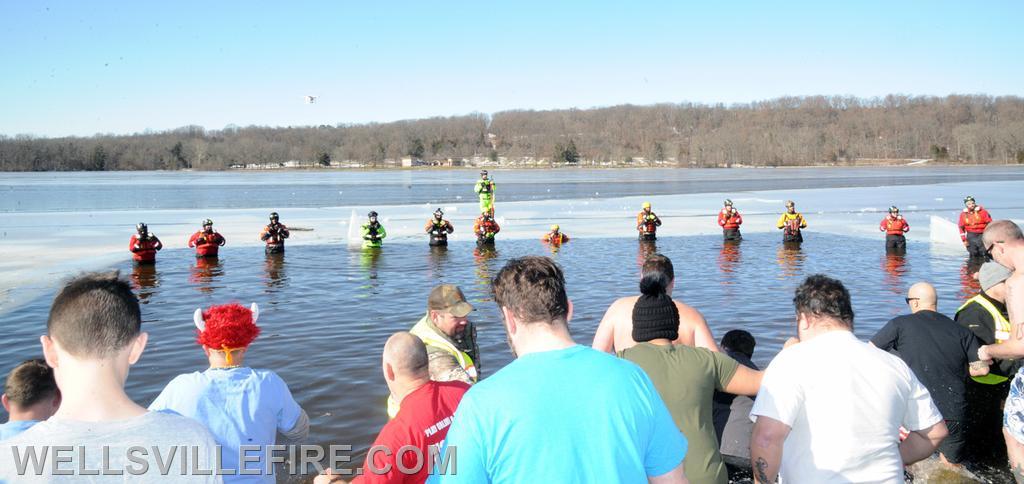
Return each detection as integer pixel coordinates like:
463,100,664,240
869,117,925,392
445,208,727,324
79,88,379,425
593,253,719,352
976,220,1024,481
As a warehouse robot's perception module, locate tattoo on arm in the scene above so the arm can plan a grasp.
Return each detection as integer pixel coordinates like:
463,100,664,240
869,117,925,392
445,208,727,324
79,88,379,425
754,457,776,484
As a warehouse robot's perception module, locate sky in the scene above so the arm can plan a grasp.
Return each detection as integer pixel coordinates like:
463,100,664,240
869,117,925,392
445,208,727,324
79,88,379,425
1,0,1022,138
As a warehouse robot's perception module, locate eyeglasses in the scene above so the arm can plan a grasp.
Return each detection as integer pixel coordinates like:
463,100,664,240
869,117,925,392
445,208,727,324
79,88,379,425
905,297,919,304
986,241,1004,262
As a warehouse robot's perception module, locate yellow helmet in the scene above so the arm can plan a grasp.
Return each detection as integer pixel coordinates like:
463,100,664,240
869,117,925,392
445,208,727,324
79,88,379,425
551,224,560,231
642,202,651,209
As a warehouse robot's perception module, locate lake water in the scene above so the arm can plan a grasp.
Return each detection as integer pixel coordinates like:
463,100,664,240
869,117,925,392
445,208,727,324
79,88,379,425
1,167,1022,482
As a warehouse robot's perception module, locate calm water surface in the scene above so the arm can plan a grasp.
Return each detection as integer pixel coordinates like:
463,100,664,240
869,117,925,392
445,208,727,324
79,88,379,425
0,232,984,481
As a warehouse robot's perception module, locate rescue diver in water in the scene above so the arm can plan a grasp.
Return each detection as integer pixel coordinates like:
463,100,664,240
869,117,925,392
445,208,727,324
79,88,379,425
260,212,290,254
637,202,662,241
129,223,163,263
425,208,455,247
474,212,500,247
362,211,387,248
776,200,807,244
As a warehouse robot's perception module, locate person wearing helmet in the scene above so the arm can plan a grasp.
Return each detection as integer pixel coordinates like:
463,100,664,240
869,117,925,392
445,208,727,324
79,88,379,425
880,206,910,252
959,196,993,258
188,219,226,258
129,222,163,263
776,200,807,244
473,212,500,247
362,211,387,248
259,212,290,255
542,224,570,244
474,170,496,216
425,208,455,247
637,202,662,241
718,199,743,241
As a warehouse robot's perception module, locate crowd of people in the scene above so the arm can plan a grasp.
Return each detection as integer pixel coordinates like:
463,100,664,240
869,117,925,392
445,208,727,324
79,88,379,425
2,180,1020,483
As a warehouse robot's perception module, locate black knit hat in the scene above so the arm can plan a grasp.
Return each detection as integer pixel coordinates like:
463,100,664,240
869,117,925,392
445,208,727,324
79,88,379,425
632,293,679,342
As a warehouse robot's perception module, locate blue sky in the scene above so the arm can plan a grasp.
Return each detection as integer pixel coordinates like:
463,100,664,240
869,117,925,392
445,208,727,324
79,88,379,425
1,0,1021,137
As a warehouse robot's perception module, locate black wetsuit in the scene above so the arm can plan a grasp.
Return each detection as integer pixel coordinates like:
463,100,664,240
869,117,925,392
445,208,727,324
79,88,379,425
723,229,742,241
885,234,906,251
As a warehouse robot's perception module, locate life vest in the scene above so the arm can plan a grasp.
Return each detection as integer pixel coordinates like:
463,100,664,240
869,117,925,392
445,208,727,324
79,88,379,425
474,219,500,238
637,212,660,234
427,220,453,237
543,232,569,244
475,180,494,197
386,317,479,417
718,209,742,230
188,231,225,257
260,223,289,246
958,294,1012,384
881,216,909,235
777,212,806,234
129,235,162,262
959,207,992,235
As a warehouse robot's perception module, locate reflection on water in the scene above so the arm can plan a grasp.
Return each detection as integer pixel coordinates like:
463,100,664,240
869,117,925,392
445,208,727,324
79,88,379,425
719,240,741,278
427,245,450,280
637,240,658,269
263,253,287,290
959,258,984,301
775,244,805,279
881,252,910,296
188,257,223,294
473,246,499,302
130,263,160,303
0,234,998,481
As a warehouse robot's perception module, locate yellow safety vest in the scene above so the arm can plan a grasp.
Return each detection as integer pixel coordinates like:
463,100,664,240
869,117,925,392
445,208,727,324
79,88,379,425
387,317,478,417
958,294,1013,385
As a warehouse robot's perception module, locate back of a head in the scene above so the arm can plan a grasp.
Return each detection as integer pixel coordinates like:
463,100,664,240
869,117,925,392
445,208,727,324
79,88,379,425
793,274,854,329
640,254,674,296
492,256,569,324
721,330,756,358
47,272,141,359
384,332,429,378
3,359,59,409
984,220,1024,244
907,282,938,310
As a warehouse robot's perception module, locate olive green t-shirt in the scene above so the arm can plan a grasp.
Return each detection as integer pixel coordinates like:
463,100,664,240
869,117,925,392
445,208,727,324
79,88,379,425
619,343,739,484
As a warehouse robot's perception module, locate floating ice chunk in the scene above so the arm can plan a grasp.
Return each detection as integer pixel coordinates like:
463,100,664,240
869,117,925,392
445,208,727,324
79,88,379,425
456,196,462,200
935,198,944,201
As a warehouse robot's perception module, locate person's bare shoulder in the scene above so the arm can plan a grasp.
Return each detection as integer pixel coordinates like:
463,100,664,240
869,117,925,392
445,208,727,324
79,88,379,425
675,300,707,325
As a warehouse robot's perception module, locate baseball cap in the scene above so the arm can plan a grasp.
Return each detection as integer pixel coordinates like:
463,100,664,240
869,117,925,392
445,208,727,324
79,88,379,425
428,284,474,317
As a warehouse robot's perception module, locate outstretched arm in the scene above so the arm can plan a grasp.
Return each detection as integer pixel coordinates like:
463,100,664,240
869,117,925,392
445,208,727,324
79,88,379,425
900,421,947,465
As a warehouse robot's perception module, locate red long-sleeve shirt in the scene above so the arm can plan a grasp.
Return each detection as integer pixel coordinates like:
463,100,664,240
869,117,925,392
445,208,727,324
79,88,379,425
718,209,742,230
958,207,992,238
880,215,910,235
188,230,226,257
129,234,163,262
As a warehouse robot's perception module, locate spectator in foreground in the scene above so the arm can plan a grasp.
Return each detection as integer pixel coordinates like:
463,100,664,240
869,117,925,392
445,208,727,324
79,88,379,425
594,253,718,353
0,272,220,483
0,359,60,440
316,333,469,484
149,303,309,484
750,274,947,483
870,282,988,467
712,330,760,473
435,256,689,483
619,282,761,484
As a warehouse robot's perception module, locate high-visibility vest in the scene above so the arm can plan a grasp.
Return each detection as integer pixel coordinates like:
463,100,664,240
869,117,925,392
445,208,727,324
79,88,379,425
387,317,478,418
958,294,1013,385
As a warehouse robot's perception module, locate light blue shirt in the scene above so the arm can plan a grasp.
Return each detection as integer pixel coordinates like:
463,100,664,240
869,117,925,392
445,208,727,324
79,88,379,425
432,345,687,483
149,367,303,484
0,419,39,441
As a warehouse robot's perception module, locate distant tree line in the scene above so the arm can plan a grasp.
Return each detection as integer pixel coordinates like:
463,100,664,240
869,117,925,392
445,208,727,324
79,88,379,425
2,94,1023,171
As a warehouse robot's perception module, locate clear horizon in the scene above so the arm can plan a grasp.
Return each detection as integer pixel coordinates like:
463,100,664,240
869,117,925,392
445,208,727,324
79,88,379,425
3,0,1022,138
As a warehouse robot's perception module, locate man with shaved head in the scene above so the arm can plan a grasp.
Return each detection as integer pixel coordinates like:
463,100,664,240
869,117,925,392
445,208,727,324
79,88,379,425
975,220,1024,479
317,332,469,484
870,282,988,467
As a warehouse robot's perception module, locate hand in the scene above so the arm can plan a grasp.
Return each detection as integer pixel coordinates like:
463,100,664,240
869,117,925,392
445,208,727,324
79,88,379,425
978,345,993,364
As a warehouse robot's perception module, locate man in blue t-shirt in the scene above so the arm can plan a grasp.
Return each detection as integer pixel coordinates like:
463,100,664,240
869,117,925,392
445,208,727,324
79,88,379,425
150,303,309,484
433,256,688,483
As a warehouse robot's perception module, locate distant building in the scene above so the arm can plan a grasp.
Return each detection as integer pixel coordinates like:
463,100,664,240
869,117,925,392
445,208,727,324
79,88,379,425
401,156,426,167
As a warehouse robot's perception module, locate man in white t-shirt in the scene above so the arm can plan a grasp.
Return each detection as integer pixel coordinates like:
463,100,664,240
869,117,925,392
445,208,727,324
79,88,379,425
749,274,948,483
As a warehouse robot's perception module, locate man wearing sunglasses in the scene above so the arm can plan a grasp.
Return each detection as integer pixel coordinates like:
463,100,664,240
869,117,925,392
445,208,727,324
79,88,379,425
870,282,988,468
976,220,1024,476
